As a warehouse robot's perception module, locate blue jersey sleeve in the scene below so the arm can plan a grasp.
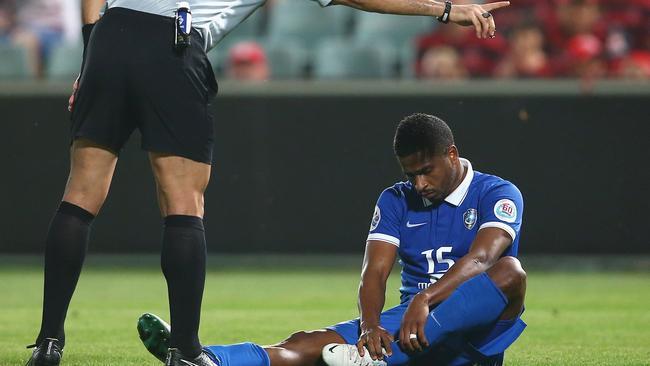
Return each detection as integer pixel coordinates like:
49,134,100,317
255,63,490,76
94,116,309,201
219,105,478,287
478,182,524,241
366,187,404,247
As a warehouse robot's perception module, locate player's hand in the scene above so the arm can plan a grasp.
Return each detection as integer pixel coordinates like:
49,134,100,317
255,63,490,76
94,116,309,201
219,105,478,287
68,75,80,112
448,1,510,39
357,323,393,361
398,293,430,353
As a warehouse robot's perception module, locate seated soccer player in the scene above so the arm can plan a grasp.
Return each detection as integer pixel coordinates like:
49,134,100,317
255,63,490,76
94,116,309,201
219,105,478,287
138,113,527,366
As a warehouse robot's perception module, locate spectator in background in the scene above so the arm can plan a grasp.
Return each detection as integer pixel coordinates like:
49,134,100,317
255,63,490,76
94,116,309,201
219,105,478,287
11,0,80,77
546,0,605,57
494,22,553,78
599,0,649,52
415,0,507,78
418,46,468,80
611,51,650,80
0,0,40,76
0,1,14,43
563,34,607,78
226,41,269,81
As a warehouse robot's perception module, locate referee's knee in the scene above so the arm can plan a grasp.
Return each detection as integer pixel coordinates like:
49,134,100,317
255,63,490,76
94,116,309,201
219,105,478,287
159,190,205,218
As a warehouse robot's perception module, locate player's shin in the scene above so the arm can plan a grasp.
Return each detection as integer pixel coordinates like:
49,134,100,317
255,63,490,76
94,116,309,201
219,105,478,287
204,343,270,366
161,215,207,358
385,273,507,365
36,201,95,347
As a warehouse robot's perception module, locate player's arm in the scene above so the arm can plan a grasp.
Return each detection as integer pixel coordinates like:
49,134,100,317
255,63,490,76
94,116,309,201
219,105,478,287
398,227,512,351
82,0,105,24
70,0,105,112
329,0,509,39
357,240,398,361
420,227,512,307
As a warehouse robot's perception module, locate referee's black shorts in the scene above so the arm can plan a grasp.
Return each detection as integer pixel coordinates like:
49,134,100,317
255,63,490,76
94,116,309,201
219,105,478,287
71,7,218,164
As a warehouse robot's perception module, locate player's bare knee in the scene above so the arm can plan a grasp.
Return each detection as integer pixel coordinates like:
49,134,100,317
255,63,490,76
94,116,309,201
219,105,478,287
62,194,104,216
63,186,109,215
156,184,205,217
284,331,311,345
163,195,205,217
279,330,324,358
489,257,526,300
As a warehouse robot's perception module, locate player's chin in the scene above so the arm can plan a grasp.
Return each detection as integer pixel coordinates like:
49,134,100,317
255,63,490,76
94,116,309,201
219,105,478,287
419,191,440,200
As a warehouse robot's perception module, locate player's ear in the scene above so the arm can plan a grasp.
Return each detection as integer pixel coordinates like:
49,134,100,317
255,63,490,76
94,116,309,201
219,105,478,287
447,145,459,160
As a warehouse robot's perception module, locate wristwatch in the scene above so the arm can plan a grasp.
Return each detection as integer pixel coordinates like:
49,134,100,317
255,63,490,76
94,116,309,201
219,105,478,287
438,0,452,23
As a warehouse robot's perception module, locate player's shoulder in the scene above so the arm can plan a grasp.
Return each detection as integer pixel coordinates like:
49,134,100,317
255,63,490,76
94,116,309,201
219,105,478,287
381,181,422,200
377,181,421,207
472,170,522,199
382,181,411,197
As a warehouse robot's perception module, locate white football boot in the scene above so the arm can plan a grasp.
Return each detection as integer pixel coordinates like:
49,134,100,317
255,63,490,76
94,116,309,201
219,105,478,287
322,343,387,366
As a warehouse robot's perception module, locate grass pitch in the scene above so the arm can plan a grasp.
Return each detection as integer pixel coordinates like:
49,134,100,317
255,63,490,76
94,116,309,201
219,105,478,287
1,256,649,366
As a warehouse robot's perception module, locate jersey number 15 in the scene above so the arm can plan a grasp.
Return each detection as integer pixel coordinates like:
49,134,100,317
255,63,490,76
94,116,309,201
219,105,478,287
421,247,455,275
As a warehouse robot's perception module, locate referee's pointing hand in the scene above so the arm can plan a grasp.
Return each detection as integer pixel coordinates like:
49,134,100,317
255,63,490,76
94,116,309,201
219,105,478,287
449,1,510,39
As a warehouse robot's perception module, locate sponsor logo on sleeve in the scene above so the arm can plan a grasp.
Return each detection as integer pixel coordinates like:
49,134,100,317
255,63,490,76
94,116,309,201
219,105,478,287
494,199,517,223
463,208,477,230
369,205,381,231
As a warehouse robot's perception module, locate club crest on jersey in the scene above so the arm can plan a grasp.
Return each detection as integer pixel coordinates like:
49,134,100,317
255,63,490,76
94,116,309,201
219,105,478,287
370,205,381,231
494,199,517,223
463,208,477,230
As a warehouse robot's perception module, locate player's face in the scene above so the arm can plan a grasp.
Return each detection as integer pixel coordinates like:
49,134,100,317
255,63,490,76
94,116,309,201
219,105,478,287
399,146,460,201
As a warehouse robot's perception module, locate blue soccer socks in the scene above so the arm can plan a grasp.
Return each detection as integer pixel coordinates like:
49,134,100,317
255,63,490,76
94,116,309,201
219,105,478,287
204,342,270,366
386,272,508,365
424,272,508,340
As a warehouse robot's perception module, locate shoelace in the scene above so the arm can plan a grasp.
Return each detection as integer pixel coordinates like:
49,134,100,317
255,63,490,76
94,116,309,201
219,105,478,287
25,339,62,366
347,347,371,366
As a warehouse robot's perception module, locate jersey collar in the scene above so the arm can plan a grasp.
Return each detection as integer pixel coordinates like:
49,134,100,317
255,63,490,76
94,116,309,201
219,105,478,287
443,158,474,206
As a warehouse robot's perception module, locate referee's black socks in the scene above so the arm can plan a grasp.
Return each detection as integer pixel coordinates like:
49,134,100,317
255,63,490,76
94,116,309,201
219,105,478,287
161,215,207,358
36,201,95,347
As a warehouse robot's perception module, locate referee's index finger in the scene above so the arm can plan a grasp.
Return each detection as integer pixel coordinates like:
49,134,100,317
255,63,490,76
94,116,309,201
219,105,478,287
481,1,511,11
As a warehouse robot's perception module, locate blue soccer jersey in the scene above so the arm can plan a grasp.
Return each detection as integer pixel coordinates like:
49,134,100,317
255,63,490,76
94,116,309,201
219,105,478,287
367,158,524,298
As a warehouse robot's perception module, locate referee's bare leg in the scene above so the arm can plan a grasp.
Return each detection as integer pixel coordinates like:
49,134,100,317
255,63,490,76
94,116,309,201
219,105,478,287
35,138,117,347
150,152,211,358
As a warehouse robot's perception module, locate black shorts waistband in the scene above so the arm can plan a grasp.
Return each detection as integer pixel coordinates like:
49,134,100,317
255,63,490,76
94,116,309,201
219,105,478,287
105,6,175,25
101,7,205,49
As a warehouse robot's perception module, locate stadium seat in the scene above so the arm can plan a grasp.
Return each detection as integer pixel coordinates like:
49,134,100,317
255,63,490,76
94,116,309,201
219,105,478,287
46,43,83,80
399,40,417,79
226,6,266,39
0,45,33,80
264,41,309,79
352,13,435,48
206,48,224,76
312,38,397,79
209,37,261,76
267,0,353,49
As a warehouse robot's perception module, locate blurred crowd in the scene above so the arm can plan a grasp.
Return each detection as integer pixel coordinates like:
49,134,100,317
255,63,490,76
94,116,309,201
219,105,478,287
415,0,650,80
0,0,648,81
0,0,80,78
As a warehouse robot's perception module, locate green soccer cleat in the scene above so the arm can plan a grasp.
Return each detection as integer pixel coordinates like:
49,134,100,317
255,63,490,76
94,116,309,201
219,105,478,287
137,313,171,362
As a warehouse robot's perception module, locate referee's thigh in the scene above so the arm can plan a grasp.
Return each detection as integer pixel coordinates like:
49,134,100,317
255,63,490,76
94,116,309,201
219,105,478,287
149,153,211,218
62,138,119,216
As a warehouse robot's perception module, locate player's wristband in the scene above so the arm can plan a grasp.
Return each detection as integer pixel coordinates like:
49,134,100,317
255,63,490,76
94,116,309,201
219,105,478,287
437,0,452,24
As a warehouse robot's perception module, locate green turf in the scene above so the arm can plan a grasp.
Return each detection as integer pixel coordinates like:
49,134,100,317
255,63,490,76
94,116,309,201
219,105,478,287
1,263,649,365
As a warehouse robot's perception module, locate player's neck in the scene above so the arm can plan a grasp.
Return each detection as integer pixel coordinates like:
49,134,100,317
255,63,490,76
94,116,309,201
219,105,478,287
449,162,467,193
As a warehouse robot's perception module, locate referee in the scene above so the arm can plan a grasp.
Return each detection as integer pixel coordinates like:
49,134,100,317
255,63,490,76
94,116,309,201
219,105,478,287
26,0,510,365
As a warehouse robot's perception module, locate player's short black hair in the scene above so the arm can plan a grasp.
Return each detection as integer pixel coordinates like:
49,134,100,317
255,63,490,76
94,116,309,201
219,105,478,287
393,113,454,158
